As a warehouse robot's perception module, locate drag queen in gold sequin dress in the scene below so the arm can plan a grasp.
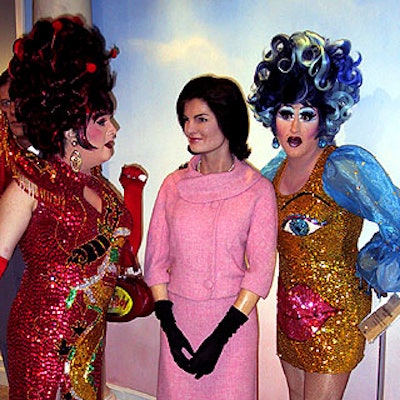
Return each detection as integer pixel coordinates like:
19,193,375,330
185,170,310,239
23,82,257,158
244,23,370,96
248,31,400,400
0,16,131,400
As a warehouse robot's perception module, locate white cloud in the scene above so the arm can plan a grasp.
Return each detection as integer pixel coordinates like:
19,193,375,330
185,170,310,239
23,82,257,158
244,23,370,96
128,36,228,71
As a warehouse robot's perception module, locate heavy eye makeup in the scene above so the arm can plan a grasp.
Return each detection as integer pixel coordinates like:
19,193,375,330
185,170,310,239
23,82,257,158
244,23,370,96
277,105,295,120
299,107,318,122
95,117,108,126
0,99,11,108
277,105,318,122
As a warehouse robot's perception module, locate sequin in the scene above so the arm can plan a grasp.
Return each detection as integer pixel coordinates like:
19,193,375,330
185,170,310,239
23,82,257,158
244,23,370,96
277,282,338,341
2,124,132,399
273,146,371,373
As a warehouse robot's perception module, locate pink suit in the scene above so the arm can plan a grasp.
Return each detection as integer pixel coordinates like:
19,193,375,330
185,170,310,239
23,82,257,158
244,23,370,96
145,155,277,400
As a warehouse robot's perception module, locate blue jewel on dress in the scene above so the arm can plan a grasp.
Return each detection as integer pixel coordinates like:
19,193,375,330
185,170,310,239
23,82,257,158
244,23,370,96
289,219,309,236
318,137,328,148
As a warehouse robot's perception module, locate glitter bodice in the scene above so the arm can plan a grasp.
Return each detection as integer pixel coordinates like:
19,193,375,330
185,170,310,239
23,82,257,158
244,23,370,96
3,124,131,399
273,146,371,373
275,146,363,303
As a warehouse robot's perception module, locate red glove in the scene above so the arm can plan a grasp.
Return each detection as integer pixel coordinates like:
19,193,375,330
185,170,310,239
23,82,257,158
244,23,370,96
119,164,148,255
0,255,8,279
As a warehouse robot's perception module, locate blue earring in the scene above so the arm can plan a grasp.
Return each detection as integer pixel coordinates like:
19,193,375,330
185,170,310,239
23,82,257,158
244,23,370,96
318,137,328,149
272,137,280,149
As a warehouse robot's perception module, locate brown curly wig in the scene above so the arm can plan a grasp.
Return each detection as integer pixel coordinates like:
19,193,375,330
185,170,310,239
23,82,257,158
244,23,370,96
8,15,118,157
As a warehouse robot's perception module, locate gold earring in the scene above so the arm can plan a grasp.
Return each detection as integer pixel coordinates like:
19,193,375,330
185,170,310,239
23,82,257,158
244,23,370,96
70,149,82,173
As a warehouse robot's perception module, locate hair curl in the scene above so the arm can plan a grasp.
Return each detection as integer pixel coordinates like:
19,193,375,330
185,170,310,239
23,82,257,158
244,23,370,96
176,75,251,160
248,30,362,144
8,15,117,157
0,69,11,87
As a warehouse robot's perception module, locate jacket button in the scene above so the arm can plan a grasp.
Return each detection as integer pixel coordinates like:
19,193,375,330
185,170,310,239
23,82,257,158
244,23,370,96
204,280,213,289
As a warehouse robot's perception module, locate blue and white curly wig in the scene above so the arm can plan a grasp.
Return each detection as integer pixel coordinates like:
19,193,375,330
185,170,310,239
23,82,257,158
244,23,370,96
248,31,362,144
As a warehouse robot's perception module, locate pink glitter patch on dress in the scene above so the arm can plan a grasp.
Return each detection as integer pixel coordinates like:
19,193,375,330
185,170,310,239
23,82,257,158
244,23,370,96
278,282,338,341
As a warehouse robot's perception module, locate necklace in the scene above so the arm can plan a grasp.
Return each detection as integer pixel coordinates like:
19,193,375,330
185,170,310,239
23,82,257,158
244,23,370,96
196,157,235,173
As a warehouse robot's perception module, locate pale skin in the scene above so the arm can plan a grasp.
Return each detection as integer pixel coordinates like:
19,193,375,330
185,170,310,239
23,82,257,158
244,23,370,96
275,103,350,400
150,97,260,318
0,80,35,260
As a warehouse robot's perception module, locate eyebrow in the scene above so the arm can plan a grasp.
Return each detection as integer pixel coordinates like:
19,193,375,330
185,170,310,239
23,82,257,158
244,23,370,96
281,192,331,210
299,107,317,111
183,113,210,119
280,103,316,109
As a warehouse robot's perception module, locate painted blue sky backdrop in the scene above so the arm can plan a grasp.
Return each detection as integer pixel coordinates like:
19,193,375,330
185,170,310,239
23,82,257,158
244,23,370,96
92,0,400,186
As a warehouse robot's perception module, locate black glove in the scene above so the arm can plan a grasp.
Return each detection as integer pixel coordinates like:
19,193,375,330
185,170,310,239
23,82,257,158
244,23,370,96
190,306,248,379
155,300,194,373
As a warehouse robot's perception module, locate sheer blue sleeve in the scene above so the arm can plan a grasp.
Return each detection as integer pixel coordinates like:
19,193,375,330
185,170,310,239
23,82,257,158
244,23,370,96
260,150,286,181
323,145,400,294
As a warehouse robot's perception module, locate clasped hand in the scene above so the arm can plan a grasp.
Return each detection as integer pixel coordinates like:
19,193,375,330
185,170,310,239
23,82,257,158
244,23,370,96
157,302,247,380
171,330,225,380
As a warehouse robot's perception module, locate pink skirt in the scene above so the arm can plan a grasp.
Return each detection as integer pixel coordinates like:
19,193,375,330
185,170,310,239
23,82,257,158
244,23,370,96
157,293,259,400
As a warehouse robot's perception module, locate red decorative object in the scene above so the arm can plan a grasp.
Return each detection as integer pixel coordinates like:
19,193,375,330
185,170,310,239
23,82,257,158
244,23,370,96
85,63,97,73
107,241,154,322
106,163,154,322
52,20,63,33
13,39,24,61
109,46,120,59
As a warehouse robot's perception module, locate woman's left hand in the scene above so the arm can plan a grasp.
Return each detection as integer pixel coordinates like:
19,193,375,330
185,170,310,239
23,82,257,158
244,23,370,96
190,306,248,379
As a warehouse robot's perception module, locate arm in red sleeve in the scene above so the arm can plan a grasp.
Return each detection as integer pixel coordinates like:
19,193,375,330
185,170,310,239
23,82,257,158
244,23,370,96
119,163,148,255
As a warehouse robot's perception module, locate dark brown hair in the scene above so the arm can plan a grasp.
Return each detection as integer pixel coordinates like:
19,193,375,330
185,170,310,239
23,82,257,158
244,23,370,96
177,75,251,160
8,15,117,157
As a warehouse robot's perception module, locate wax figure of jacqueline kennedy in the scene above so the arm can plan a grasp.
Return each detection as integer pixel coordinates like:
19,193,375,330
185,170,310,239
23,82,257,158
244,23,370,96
0,16,132,400
248,30,400,400
145,75,278,400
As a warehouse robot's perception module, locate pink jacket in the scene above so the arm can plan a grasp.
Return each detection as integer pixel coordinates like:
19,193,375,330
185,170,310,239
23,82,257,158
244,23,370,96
145,155,277,301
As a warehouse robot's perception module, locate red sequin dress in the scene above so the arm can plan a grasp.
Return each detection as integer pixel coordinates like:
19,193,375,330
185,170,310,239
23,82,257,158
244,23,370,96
1,119,132,399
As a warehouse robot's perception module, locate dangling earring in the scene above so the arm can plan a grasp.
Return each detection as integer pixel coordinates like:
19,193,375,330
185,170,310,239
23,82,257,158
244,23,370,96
318,137,328,149
70,149,82,172
272,136,280,149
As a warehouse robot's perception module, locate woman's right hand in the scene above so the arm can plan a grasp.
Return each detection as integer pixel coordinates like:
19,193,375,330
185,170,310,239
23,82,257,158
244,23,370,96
154,300,194,373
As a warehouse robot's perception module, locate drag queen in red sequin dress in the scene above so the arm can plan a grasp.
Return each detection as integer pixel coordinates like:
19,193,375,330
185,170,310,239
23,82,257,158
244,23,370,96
0,16,131,400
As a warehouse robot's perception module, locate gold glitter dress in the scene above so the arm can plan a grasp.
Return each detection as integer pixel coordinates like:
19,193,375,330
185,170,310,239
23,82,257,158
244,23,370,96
273,146,371,373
